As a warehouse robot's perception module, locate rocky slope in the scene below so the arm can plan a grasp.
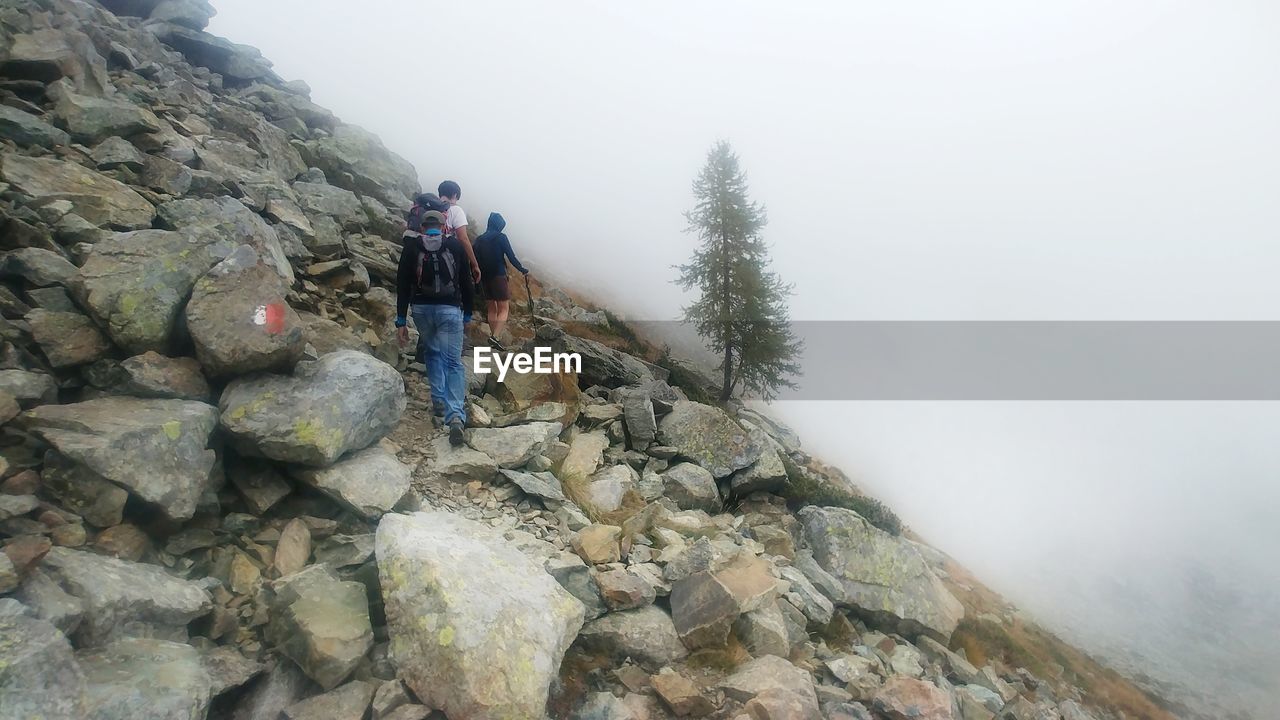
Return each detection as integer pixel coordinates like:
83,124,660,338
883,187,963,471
0,2,1180,719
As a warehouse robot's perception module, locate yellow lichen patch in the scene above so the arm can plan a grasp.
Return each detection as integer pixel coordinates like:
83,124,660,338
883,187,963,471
161,420,181,440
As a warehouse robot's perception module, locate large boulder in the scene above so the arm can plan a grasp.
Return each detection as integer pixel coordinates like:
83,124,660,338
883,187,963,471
41,547,212,647
70,228,236,354
290,444,410,519
0,105,71,148
148,23,274,82
658,401,764,479
0,155,154,230
0,599,87,719
799,507,964,640
417,435,499,484
0,369,58,406
117,352,211,400
304,125,419,207
582,464,637,514
551,335,653,388
156,196,293,284
576,605,689,670
377,512,585,719
220,350,405,466
0,28,109,96
78,638,212,720
292,181,366,229
268,566,372,690
186,245,304,377
661,463,721,513
0,247,77,287
21,398,218,521
51,85,162,144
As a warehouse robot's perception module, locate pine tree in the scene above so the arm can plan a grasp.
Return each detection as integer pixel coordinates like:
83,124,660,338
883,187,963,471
676,141,802,401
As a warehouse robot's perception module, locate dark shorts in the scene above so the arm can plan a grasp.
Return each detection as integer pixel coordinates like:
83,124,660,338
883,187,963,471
482,274,511,301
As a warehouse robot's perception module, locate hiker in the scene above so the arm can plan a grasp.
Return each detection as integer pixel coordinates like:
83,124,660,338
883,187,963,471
474,211,529,350
395,209,475,446
437,180,482,284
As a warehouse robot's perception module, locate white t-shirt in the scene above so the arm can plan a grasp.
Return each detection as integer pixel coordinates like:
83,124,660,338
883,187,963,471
446,205,467,234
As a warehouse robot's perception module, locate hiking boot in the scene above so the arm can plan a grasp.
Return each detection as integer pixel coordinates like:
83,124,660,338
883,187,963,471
448,419,466,447
488,335,506,352
431,400,445,419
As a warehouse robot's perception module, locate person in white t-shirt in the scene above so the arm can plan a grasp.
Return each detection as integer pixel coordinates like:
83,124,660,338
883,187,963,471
438,180,481,285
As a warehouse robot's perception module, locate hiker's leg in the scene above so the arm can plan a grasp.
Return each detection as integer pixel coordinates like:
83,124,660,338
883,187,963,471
487,298,499,330
413,305,445,406
433,305,467,424
492,300,511,336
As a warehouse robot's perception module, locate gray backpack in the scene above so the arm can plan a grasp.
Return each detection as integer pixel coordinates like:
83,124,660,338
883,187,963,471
415,234,458,301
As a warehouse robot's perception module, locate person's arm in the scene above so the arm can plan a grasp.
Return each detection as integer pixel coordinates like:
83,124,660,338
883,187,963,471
455,242,475,318
395,242,414,341
501,235,529,275
454,224,481,282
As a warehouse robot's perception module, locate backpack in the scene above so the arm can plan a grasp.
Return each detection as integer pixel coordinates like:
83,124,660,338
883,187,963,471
405,193,453,235
414,233,459,302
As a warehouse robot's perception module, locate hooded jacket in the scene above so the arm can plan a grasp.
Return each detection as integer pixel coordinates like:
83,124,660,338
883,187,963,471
473,212,528,278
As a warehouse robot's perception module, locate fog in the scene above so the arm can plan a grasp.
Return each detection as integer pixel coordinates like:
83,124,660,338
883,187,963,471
210,2,1280,715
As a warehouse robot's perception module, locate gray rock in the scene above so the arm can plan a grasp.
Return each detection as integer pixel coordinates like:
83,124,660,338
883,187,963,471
304,125,419,207
661,462,722,513
552,335,653,388
595,569,656,611
577,605,689,669
670,570,740,650
201,646,264,698
955,686,998,720
0,247,77,287
52,85,162,145
283,680,374,720
1,27,109,96
572,692,636,720
141,155,194,196
229,660,315,720
718,655,821,714
22,398,219,522
91,136,146,170
583,463,637,514
418,435,499,483
291,444,409,519
467,421,563,469
156,196,293,285
499,467,567,506
778,565,835,626
70,228,237,353
227,457,291,515
25,309,111,368
377,512,585,719
0,599,87,719
186,245,304,377
25,286,78,312
148,23,273,81
657,401,764,479
13,568,84,635
799,507,964,641
0,493,38,520
118,352,211,400
79,638,211,720
269,565,373,690
0,104,71,148
733,600,791,658
620,388,657,448
545,552,607,621
41,547,211,647
292,181,366,229
0,369,58,406
871,676,954,720
149,0,217,30
729,424,788,496
40,451,130,528
1058,700,1100,720
220,350,405,467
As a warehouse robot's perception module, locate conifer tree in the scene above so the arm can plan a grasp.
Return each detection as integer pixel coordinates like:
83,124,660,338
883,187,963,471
676,141,802,401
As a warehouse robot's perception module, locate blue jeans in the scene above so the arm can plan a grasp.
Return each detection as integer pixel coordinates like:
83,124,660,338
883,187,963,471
411,304,466,424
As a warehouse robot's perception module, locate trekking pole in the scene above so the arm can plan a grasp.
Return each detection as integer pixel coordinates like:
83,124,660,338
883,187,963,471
524,272,535,319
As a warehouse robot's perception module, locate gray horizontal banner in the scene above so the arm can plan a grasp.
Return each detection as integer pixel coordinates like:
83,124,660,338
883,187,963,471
629,321,1280,400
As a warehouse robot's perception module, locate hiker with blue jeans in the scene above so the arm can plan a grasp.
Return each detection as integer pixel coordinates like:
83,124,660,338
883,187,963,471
395,208,475,446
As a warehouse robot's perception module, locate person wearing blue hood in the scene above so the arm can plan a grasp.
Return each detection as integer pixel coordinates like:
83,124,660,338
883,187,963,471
473,212,529,350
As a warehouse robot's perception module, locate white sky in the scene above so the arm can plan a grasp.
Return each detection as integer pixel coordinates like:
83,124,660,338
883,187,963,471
210,2,1280,713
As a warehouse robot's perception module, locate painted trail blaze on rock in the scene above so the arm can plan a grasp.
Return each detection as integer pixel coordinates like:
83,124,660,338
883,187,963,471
376,512,585,720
